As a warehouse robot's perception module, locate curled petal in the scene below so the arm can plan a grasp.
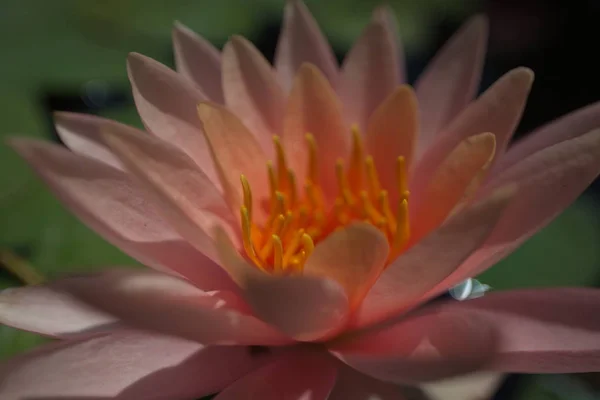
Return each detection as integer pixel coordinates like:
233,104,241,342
411,132,496,242
0,331,269,399
100,124,237,260
197,102,270,220
366,85,419,201
275,0,338,90
127,53,221,187
415,16,488,155
283,63,350,202
57,269,291,346
439,127,600,288
356,186,515,327
215,227,349,341
54,112,124,170
304,223,389,308
215,350,337,400
441,288,600,372
0,285,117,338
9,139,233,289
413,68,533,192
173,22,224,103
222,36,285,156
332,305,497,383
494,100,600,175
341,15,402,131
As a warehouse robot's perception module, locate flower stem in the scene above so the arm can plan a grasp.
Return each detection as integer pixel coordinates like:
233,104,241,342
0,249,44,285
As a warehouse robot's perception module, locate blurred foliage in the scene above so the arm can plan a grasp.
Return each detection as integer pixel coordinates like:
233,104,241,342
0,1,599,400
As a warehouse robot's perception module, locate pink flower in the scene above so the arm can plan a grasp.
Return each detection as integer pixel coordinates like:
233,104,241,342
2,1,600,399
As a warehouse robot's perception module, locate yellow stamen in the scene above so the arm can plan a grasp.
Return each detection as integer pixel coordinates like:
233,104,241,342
273,136,289,191
349,125,364,192
238,122,412,274
396,156,408,198
0,250,44,285
241,207,264,270
301,233,314,260
240,175,252,220
336,159,354,206
366,156,382,198
259,214,285,260
283,229,305,265
272,235,284,272
288,169,297,208
392,199,410,254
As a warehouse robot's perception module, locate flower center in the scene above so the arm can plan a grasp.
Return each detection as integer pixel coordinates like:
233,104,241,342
239,126,410,274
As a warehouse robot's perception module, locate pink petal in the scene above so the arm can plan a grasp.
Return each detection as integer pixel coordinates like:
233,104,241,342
355,186,515,328
173,22,224,103
304,223,389,308
58,269,291,346
100,123,238,260
9,139,234,290
329,365,420,400
222,36,285,156
340,14,402,131
214,227,349,341
127,52,221,188
415,16,488,156
275,0,338,91
365,85,418,201
331,304,496,383
494,100,600,175
215,349,337,400
410,132,496,242
54,112,124,170
0,331,269,399
438,127,600,289
197,102,270,220
283,64,350,202
413,68,533,193
0,285,117,338
441,288,600,372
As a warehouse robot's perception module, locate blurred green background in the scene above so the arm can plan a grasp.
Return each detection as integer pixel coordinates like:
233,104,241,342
1,0,599,399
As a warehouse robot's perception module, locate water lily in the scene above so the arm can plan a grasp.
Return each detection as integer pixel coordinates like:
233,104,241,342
2,1,600,399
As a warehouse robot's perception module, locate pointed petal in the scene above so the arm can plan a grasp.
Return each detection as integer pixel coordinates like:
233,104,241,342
411,132,496,242
215,350,337,400
436,128,600,288
100,124,237,260
283,64,350,201
413,68,533,190
371,3,405,82
0,286,117,338
0,331,268,399
442,288,600,372
54,112,124,170
8,139,234,289
197,102,269,219
275,0,338,90
366,85,418,200
340,16,401,131
415,16,488,155
329,365,425,400
494,100,600,174
356,186,514,327
58,269,291,346
304,223,389,308
173,22,224,103
215,227,349,341
332,304,496,383
127,53,221,187
222,36,285,156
